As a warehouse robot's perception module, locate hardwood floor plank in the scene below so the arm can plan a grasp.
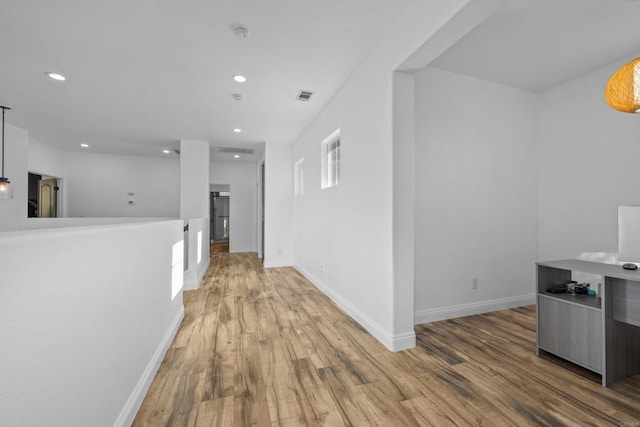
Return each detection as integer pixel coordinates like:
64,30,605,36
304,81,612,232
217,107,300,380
195,396,234,427
356,381,419,427
165,373,204,427
133,251,640,426
288,358,344,426
401,395,463,427
317,365,379,426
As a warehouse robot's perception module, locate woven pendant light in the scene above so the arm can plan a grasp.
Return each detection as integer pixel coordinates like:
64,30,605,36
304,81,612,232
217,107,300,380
604,57,640,113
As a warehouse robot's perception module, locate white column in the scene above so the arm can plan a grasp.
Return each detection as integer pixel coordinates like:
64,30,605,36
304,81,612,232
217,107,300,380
264,142,293,268
392,71,416,349
180,139,210,289
180,139,210,219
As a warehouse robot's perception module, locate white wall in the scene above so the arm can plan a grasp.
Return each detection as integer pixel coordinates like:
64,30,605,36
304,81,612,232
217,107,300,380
537,53,640,261
264,143,293,267
0,123,28,219
413,67,538,322
180,140,211,290
0,219,184,426
291,0,471,351
210,160,257,253
392,71,416,337
64,151,180,217
256,156,265,259
0,217,174,232
180,139,210,220
28,138,66,178
183,217,210,291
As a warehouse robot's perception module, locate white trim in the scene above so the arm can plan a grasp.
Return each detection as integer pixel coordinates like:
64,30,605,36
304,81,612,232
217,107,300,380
183,268,196,290
264,259,293,268
414,293,536,325
391,331,417,352
295,265,416,352
197,258,210,284
114,306,185,427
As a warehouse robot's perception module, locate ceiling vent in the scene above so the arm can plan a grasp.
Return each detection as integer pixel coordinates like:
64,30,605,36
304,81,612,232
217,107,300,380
295,90,314,102
218,147,255,155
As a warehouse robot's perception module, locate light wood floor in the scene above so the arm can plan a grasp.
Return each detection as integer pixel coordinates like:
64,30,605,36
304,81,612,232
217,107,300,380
210,242,229,254
133,252,640,426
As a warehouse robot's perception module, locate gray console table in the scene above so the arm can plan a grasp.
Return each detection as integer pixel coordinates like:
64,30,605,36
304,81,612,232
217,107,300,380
536,259,640,386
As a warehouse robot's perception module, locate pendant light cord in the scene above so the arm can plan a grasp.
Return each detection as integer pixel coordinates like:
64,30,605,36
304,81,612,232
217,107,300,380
0,106,10,179
1,107,5,178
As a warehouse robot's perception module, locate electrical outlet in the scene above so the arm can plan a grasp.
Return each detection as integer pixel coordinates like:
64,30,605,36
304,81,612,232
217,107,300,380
472,278,478,290
277,248,282,256
320,264,325,275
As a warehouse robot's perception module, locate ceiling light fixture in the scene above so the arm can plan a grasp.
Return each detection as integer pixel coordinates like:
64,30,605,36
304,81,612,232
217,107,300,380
233,75,247,83
162,149,170,154
46,72,66,81
234,155,240,158
604,57,640,113
80,143,89,148
233,128,242,133
0,106,13,199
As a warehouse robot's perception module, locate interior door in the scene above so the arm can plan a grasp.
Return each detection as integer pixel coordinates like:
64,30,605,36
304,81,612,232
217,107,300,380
214,196,230,241
38,179,57,218
210,192,215,243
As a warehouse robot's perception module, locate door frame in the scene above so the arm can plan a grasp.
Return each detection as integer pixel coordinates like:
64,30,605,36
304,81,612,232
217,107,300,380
260,161,265,262
28,171,63,218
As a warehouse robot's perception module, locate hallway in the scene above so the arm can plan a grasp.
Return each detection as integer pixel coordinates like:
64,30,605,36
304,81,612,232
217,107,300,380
133,253,640,426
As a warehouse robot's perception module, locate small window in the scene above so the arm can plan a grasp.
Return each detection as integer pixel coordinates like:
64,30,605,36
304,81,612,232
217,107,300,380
321,129,340,189
294,158,304,197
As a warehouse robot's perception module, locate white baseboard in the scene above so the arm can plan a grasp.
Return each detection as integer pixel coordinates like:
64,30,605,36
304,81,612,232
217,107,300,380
114,306,185,427
414,293,535,325
294,265,415,352
391,331,417,352
196,258,210,285
183,258,210,291
264,258,293,268
183,269,196,291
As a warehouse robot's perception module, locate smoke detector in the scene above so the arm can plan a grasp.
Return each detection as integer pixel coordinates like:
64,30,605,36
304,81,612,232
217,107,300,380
232,93,244,101
232,25,250,39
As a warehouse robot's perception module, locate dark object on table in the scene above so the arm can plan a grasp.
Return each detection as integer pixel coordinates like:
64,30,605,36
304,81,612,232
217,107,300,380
547,284,568,294
622,263,638,270
574,283,590,294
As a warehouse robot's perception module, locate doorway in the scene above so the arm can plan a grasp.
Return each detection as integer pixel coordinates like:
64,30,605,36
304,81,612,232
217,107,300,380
261,161,265,262
210,185,230,244
28,172,61,218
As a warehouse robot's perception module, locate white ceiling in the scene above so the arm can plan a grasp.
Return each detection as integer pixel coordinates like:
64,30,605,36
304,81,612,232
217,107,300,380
430,0,640,93
5,0,638,163
0,0,412,159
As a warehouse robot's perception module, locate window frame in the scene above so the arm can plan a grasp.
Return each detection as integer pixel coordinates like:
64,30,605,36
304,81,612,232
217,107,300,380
294,157,304,197
321,129,341,190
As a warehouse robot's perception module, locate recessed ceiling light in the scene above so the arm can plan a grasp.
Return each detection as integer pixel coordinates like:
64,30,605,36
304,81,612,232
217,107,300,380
46,72,66,81
233,75,247,83
162,149,171,154
80,143,89,148
234,154,240,158
233,128,242,133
